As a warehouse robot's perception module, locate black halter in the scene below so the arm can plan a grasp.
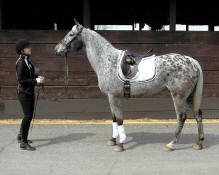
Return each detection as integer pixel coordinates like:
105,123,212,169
60,26,83,48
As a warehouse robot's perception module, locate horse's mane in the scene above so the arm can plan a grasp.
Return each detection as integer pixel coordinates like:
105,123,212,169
85,28,117,52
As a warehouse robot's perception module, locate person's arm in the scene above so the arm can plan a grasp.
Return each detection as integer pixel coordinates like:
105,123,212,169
16,60,38,86
33,74,38,78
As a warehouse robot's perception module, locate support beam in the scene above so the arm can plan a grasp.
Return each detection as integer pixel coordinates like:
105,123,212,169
186,25,189,31
0,0,2,30
169,0,176,31
209,24,214,31
132,23,134,31
83,0,91,28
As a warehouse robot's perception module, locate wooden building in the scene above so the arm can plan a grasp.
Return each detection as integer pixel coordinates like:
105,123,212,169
0,0,219,119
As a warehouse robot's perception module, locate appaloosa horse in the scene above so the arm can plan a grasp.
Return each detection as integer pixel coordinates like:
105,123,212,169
55,20,204,152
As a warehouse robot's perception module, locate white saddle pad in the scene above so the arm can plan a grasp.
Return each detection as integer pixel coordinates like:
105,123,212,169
118,51,157,83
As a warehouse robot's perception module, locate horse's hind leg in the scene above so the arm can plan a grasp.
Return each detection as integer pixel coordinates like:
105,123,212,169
193,109,204,150
164,95,187,151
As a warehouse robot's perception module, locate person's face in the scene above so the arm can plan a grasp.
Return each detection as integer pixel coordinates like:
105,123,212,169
21,47,31,56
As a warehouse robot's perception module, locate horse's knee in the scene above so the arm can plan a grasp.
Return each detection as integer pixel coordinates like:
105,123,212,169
195,115,203,123
198,109,202,117
177,113,187,127
117,118,123,125
181,113,187,122
195,109,202,117
200,135,204,141
112,115,117,122
194,109,203,122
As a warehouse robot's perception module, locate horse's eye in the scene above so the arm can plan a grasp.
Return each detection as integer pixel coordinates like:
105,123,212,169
69,34,73,37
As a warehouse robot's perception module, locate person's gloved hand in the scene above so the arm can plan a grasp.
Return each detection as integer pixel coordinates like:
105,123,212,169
36,76,45,84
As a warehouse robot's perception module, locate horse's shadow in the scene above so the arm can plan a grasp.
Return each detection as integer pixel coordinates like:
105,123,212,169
33,132,95,148
125,132,219,150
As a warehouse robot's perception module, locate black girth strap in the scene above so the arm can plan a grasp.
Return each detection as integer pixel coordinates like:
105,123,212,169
124,81,131,98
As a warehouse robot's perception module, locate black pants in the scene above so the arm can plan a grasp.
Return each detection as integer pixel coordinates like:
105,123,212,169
18,93,35,142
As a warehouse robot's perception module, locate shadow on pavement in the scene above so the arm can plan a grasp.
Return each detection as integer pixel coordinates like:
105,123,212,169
126,132,219,150
33,133,95,148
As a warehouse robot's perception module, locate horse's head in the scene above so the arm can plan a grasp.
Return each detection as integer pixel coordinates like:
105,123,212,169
55,19,84,56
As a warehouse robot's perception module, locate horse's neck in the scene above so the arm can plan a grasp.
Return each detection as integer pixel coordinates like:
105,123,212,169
82,29,120,74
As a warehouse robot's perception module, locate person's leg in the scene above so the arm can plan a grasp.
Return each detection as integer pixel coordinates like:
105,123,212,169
18,94,36,151
17,119,32,143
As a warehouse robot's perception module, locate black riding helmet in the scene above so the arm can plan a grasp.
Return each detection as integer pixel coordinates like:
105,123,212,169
16,39,30,55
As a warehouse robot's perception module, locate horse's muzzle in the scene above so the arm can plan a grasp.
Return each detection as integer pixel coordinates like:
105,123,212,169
55,51,63,56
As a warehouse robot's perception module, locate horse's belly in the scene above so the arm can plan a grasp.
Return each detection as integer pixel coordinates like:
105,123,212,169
130,76,167,97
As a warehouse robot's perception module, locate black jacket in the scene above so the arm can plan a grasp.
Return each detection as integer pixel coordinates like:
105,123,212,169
16,55,38,94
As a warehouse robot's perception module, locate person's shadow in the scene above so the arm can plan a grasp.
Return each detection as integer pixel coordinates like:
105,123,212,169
125,132,219,150
33,132,95,148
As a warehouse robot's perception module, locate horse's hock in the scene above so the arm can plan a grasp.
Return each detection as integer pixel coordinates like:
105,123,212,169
0,31,219,119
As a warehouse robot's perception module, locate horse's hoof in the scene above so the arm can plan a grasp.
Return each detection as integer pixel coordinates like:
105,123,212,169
193,144,203,150
107,138,116,146
164,145,174,152
114,144,124,152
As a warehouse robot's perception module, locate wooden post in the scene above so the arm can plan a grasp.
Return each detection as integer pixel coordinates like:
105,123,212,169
209,24,214,31
169,0,176,31
132,23,134,31
83,0,91,28
186,25,189,31
0,0,2,30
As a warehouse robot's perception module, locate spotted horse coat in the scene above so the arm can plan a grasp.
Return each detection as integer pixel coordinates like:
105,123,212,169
55,22,204,152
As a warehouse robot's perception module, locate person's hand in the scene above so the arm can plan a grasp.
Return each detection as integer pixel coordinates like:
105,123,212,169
39,76,45,84
36,76,45,84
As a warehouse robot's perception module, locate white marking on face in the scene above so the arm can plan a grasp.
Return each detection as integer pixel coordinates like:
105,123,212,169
55,26,78,55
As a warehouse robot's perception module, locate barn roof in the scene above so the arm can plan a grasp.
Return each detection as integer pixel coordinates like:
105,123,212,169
0,0,218,30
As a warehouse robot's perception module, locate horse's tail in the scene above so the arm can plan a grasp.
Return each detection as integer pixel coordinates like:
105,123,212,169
192,59,203,113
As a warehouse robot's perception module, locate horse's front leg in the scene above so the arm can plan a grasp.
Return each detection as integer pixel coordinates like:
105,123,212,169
107,115,118,146
107,94,126,152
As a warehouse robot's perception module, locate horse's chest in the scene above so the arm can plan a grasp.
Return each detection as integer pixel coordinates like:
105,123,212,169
97,74,123,95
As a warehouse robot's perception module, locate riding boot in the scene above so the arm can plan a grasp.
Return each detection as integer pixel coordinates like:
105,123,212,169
20,127,35,151
20,141,36,151
17,133,32,144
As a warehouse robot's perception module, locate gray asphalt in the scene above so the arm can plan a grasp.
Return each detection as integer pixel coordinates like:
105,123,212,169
0,123,219,175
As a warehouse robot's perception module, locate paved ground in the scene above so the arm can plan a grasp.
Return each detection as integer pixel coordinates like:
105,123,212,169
0,122,219,175
1,97,219,119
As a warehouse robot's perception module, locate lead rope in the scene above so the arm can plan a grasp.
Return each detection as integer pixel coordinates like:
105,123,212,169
30,84,42,132
65,53,69,90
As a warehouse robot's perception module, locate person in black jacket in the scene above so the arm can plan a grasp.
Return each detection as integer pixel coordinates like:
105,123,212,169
16,39,45,151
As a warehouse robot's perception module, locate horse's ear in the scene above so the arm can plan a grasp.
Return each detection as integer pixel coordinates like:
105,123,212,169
73,18,83,31
74,18,80,26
